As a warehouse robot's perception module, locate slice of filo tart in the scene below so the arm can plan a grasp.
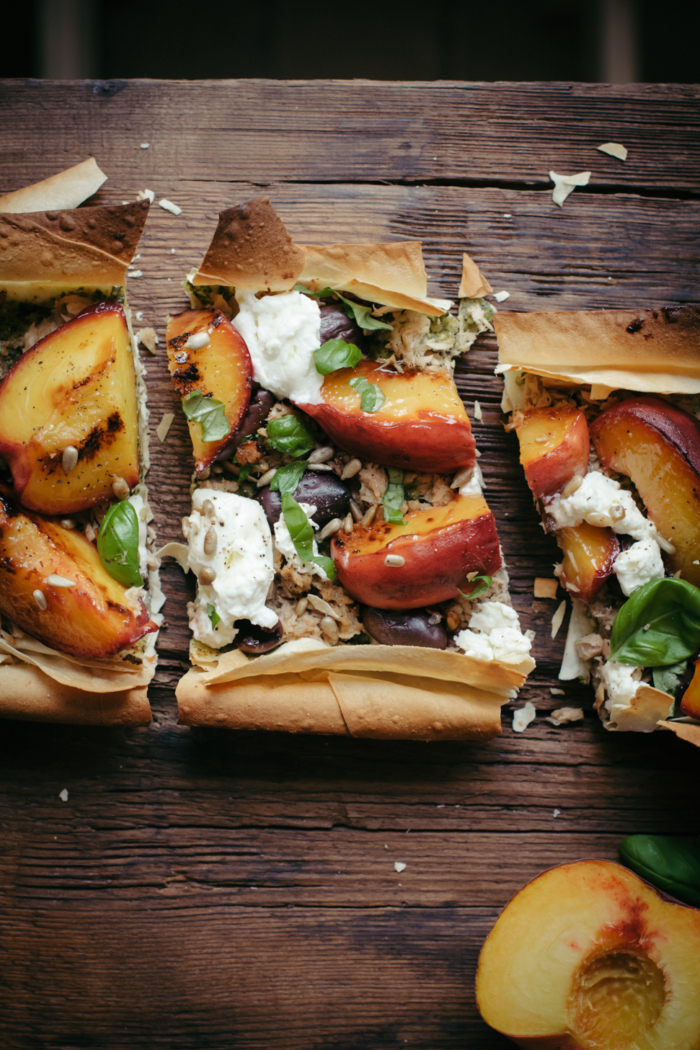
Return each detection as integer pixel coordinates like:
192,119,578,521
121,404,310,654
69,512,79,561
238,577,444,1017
164,197,534,742
493,302,700,748
0,198,161,725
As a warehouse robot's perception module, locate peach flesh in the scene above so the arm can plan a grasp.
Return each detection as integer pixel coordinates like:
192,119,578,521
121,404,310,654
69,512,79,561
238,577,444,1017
299,360,475,474
591,397,700,587
476,860,700,1050
558,522,619,603
515,405,590,500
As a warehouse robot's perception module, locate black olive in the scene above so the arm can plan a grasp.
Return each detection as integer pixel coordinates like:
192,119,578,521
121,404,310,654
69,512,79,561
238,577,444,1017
319,303,364,348
236,619,284,654
258,470,353,527
214,386,274,462
361,607,448,649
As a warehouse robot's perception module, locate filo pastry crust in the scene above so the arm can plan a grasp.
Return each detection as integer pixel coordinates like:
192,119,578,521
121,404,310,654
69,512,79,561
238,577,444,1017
0,195,155,725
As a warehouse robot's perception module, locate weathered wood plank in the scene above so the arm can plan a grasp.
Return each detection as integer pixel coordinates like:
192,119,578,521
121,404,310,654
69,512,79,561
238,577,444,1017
1,80,699,192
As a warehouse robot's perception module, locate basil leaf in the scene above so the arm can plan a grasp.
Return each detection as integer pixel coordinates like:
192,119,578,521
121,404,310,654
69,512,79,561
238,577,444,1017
457,575,493,602
314,339,362,375
652,661,687,696
266,415,315,458
383,468,406,525
181,391,231,442
280,492,337,581
97,500,144,588
271,460,306,495
349,376,386,413
238,464,251,483
294,284,393,332
620,834,700,908
609,578,700,666
341,297,393,332
207,604,221,629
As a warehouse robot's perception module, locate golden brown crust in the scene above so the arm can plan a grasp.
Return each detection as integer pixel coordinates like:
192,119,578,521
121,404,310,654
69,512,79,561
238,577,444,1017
176,667,505,741
496,306,700,394
299,240,428,299
0,200,150,286
459,252,493,299
194,196,305,291
0,665,150,725
0,158,107,215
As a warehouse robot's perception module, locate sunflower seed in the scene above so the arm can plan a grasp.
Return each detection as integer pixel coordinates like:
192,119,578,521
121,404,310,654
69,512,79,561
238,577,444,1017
384,554,405,567
203,525,217,556
33,589,48,611
308,446,334,464
349,499,363,522
45,574,76,588
361,504,377,527
318,518,343,541
341,458,362,480
62,446,78,475
201,499,215,517
344,514,353,534
295,598,309,616
112,477,129,500
256,469,277,488
562,474,584,498
320,616,339,643
198,568,216,585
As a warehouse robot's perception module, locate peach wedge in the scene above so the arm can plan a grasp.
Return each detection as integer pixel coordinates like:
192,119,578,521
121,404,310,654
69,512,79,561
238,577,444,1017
331,494,501,608
515,405,590,500
591,396,700,586
299,360,476,475
0,302,139,515
558,521,620,602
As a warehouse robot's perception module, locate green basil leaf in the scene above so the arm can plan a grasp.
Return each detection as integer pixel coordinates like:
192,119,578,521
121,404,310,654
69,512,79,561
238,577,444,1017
349,376,386,413
383,468,406,525
620,834,700,908
294,284,393,332
610,578,700,666
458,575,493,602
266,415,315,458
270,460,306,495
238,464,251,483
314,339,362,375
207,604,221,629
97,500,144,588
181,390,231,442
652,661,687,696
280,493,337,581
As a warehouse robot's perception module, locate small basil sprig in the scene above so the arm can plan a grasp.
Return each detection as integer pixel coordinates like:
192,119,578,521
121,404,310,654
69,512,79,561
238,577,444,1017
620,834,700,908
271,460,306,495
349,376,386,413
207,604,221,629
280,492,336,581
458,575,493,601
266,414,315,458
181,391,231,442
383,468,406,525
295,284,393,332
314,339,362,375
97,500,144,588
609,578,700,666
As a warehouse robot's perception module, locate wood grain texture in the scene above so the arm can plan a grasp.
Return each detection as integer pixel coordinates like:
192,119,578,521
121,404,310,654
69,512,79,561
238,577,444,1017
1,80,699,1049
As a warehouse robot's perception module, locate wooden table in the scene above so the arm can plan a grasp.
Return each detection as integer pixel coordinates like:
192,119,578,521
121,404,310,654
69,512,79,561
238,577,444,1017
1,80,699,1049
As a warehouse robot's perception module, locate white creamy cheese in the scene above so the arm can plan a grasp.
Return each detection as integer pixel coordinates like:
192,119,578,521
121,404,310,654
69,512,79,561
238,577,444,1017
601,661,641,710
273,502,328,581
186,489,277,649
233,290,324,405
455,601,532,665
548,470,672,550
613,537,665,596
127,492,149,577
459,462,484,497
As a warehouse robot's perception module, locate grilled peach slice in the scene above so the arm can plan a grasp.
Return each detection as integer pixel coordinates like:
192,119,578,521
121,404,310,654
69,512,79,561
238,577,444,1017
477,860,700,1049
514,404,590,500
0,302,139,515
558,521,619,602
591,396,700,586
680,658,700,719
331,494,501,608
167,309,253,475
0,492,156,658
299,360,475,474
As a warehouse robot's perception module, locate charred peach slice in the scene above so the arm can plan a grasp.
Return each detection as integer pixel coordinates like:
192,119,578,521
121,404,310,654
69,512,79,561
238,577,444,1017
0,492,157,658
166,309,253,474
558,522,620,602
299,360,475,475
0,302,139,515
514,405,590,500
477,860,700,1049
331,494,501,609
591,396,700,586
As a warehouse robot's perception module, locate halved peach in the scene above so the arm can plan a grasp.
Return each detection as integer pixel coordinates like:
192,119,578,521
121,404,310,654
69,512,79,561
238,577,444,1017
477,859,700,1049
299,360,475,474
166,309,253,474
515,405,590,500
558,522,619,602
0,492,157,658
680,658,700,719
0,302,139,515
330,494,501,608
591,396,700,585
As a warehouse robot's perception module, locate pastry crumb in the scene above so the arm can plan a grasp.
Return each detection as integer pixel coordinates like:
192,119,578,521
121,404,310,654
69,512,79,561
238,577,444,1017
534,577,558,599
